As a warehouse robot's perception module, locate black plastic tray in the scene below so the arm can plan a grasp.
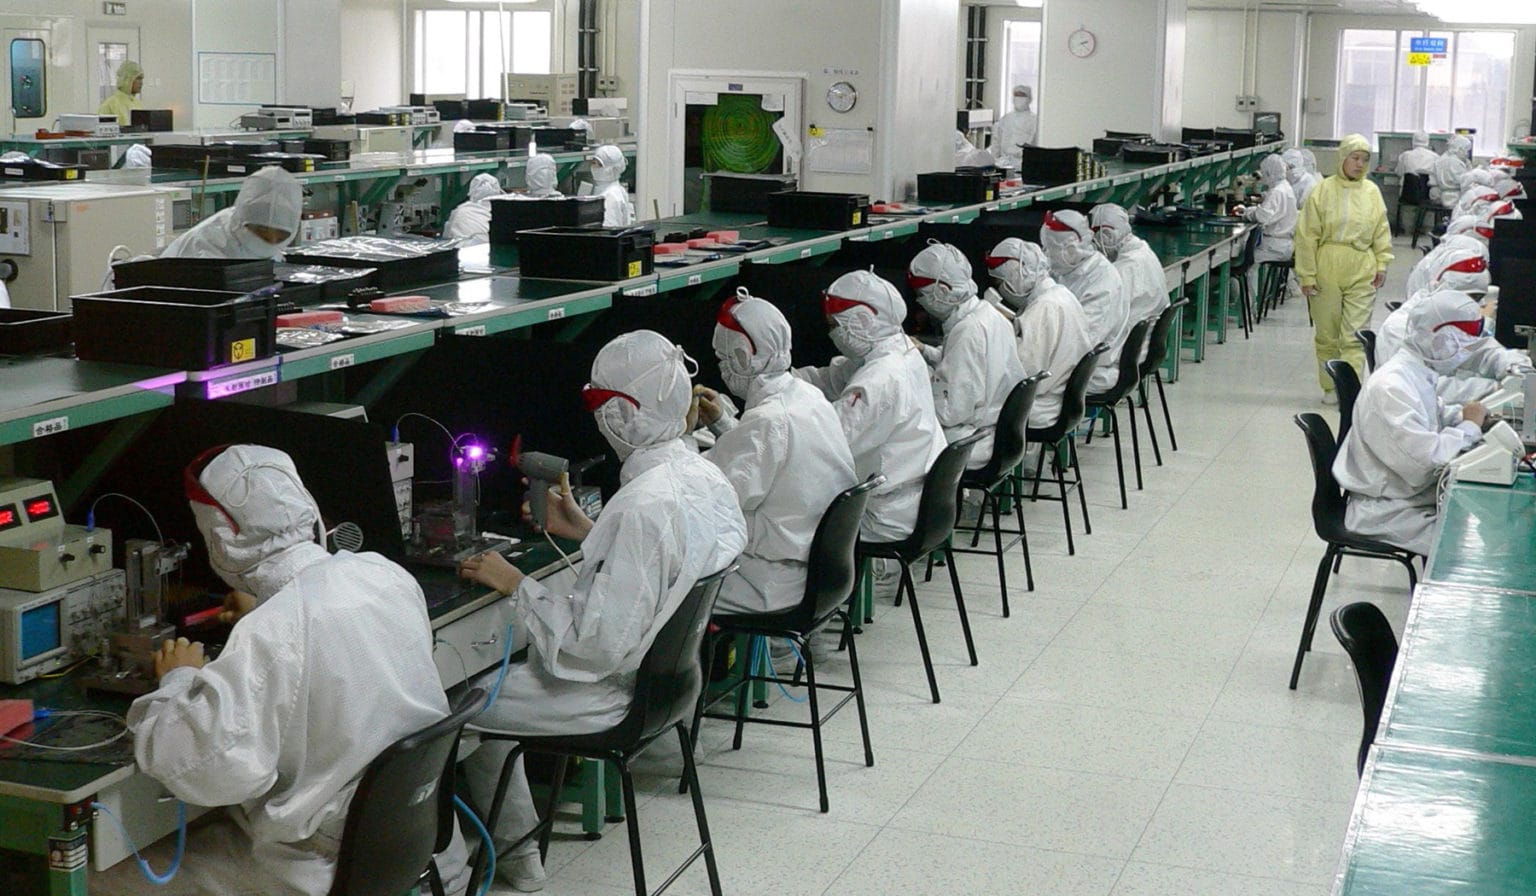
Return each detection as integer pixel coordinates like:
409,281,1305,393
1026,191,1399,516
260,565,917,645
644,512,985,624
0,309,72,355
518,226,655,281
767,191,871,231
112,257,276,293
489,197,605,243
72,286,277,370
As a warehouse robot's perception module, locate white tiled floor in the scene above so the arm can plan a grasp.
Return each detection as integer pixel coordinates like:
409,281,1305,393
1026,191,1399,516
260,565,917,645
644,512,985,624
487,239,1428,896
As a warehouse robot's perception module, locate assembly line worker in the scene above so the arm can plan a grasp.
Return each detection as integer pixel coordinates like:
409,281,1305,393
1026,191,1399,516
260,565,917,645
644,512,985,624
794,269,947,542
97,445,469,896
1041,209,1129,393
1334,290,1490,556
162,166,303,259
1294,133,1393,402
1235,155,1297,304
441,173,505,242
1431,135,1473,209
984,238,1093,428
590,143,634,226
1403,235,1488,301
988,84,1038,170
1090,203,1171,361
98,59,144,125
521,153,562,198
1442,214,1494,246
908,241,1025,469
1395,131,1439,177
1379,243,1528,403
1283,148,1321,211
693,291,858,614
458,330,746,891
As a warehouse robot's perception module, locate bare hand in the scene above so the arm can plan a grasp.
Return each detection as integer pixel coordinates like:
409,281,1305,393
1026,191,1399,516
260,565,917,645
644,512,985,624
458,549,524,596
217,590,256,626
685,394,701,433
1301,284,1319,298
537,472,592,541
153,637,206,679
1462,400,1488,429
694,386,722,426
1371,271,1387,290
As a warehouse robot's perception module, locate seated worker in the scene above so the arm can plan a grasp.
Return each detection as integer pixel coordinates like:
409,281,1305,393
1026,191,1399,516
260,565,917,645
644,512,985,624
1283,148,1321,210
693,290,858,614
794,269,947,542
1394,131,1439,177
1401,235,1487,306
1431,135,1473,209
101,445,468,896
590,144,634,226
442,173,505,242
908,241,1024,467
98,59,144,125
458,330,746,891
1090,203,1171,360
521,153,562,199
1442,214,1494,246
984,238,1094,428
1041,209,1130,392
1334,290,1489,556
1234,155,1297,299
162,167,302,259
1379,242,1528,403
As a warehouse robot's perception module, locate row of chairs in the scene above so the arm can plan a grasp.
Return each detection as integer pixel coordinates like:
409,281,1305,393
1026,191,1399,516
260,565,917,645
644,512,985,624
1230,227,1296,336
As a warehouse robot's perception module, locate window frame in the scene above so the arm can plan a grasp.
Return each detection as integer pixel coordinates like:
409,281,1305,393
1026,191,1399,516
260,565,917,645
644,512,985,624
409,2,556,98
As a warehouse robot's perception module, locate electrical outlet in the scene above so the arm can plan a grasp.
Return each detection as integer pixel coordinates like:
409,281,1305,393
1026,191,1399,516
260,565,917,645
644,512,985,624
597,77,618,92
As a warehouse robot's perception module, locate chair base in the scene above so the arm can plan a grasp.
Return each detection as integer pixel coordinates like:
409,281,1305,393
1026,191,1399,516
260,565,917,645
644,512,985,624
1288,542,1419,690
1018,435,1091,555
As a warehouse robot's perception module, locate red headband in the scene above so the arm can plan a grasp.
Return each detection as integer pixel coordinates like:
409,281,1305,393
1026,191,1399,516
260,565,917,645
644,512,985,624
1434,319,1484,338
579,385,640,413
1442,255,1487,275
1042,211,1075,233
715,296,757,354
184,444,240,534
823,293,878,317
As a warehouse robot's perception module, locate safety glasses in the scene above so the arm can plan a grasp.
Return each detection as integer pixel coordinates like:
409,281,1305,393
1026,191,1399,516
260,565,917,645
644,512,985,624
184,444,240,534
822,293,877,317
579,385,640,413
1443,255,1487,275
905,272,937,292
1434,319,1485,338
715,296,757,354
982,254,1013,270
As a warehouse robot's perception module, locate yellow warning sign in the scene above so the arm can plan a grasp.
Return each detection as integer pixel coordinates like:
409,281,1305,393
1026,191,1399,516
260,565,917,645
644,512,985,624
229,338,256,363
1407,52,1432,66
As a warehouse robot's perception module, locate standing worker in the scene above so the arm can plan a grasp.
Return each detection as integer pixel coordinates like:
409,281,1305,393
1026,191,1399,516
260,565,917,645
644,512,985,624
1431,135,1473,209
589,144,634,226
1294,133,1392,404
98,60,143,125
1283,148,1321,210
988,84,1038,170
1395,131,1438,177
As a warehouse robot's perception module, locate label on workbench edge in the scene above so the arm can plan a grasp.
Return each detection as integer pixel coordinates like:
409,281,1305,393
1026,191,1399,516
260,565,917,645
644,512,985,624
457,325,488,336
49,832,87,872
329,353,355,370
32,415,69,438
206,369,279,399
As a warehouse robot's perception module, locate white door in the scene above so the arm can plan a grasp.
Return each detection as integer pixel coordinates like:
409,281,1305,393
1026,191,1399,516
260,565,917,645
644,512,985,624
87,26,140,109
667,71,804,217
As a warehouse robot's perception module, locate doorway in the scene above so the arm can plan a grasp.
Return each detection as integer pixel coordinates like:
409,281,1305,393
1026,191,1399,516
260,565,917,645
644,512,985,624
667,72,804,217
87,26,141,108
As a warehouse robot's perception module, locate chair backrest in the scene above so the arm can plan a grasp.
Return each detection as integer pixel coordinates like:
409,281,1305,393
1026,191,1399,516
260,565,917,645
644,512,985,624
1330,601,1399,776
1293,412,1350,544
1231,225,1262,275
1383,300,1402,313
1138,298,1190,377
1400,172,1430,205
617,565,734,744
1035,343,1110,442
1324,359,1361,445
328,686,487,896
1354,328,1377,373
1092,318,1154,404
907,430,985,556
973,371,1048,483
801,474,884,622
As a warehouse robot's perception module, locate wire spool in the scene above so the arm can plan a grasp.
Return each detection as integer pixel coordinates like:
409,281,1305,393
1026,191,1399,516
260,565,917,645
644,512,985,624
700,94,780,174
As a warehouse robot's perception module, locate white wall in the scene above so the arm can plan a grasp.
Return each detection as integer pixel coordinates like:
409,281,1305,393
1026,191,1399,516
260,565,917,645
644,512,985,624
341,0,403,112
880,0,960,202
1182,8,1305,137
281,0,342,111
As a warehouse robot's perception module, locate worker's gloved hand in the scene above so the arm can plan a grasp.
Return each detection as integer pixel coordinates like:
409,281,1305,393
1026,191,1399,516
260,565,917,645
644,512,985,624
1505,362,1534,379
1462,400,1489,429
153,637,207,679
694,386,724,427
459,550,524,597
534,472,592,542
685,394,701,433
218,590,257,626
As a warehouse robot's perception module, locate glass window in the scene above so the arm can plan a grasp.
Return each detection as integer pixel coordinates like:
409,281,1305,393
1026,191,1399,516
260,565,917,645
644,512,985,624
414,7,552,98
415,9,467,95
511,11,552,76
1451,31,1515,156
1000,20,1040,111
1336,29,1397,141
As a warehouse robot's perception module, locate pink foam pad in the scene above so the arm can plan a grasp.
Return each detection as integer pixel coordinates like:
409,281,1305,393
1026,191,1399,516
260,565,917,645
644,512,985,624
705,230,739,244
276,310,344,328
369,296,433,313
0,699,34,735
685,238,717,249
653,243,689,255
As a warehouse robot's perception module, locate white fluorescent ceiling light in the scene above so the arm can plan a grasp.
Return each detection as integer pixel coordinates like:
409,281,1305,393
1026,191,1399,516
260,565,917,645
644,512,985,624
1407,0,1536,24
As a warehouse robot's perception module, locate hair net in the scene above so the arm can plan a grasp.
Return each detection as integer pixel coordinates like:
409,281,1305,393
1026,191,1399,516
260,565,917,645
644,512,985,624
823,269,905,358
115,60,143,94
1407,289,1484,373
1040,209,1096,274
1258,153,1288,187
1483,200,1521,224
1011,84,1032,112
1428,242,1491,296
588,330,694,460
123,144,152,169
230,167,303,242
1496,176,1526,200
592,144,627,186
1460,168,1496,191
1445,215,1493,242
186,444,324,598
908,240,976,319
1335,134,1370,179
453,119,478,134
467,173,502,202
985,237,1050,310
1302,149,1319,174
1281,148,1306,186
526,153,558,195
713,288,792,397
1089,203,1133,257
1448,135,1472,159
1412,131,1429,149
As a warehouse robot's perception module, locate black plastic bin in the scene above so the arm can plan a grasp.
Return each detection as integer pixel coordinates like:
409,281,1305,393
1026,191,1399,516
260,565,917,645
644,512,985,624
454,130,510,153
704,173,797,214
767,191,871,231
1014,147,1084,187
917,171,1001,204
303,138,351,162
1213,128,1260,149
489,197,605,243
466,99,503,120
518,226,656,281
0,309,72,355
130,109,174,132
1123,144,1187,164
72,287,278,370
511,126,587,150
111,257,276,293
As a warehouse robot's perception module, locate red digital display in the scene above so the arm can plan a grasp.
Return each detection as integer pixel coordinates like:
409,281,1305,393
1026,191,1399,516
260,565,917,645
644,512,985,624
22,496,57,523
0,505,18,531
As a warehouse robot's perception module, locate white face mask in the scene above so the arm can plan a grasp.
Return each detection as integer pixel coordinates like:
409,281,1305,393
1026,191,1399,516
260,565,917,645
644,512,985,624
233,224,285,259
1044,241,1076,276
721,369,754,399
1013,97,1029,113
829,323,874,359
595,402,639,461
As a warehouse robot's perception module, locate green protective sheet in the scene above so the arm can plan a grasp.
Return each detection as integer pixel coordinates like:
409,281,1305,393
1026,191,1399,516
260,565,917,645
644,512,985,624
701,94,781,173
1426,478,1536,594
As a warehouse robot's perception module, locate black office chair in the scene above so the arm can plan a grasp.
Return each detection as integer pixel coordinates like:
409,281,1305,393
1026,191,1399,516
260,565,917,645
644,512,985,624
1137,298,1190,467
1354,329,1378,374
1330,602,1399,776
1324,359,1362,446
693,475,883,813
328,686,486,896
1024,345,1109,556
857,431,984,705
950,371,1049,614
1257,258,1294,319
1228,227,1261,337
1401,173,1449,250
1086,319,1155,509
468,567,734,896
1384,300,1402,313
1289,414,1418,690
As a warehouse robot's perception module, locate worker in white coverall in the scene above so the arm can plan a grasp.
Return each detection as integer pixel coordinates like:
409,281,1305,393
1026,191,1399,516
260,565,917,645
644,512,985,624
1040,209,1129,393
988,84,1038,170
590,144,634,226
162,167,303,259
1090,203,1171,362
441,173,505,242
1395,131,1438,177
983,237,1094,429
457,330,745,891
1333,290,1490,556
1431,135,1473,209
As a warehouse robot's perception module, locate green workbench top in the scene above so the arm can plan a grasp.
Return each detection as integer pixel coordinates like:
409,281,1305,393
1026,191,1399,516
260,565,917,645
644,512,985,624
0,357,185,446
411,276,615,336
1334,745,1536,895
1425,478,1536,593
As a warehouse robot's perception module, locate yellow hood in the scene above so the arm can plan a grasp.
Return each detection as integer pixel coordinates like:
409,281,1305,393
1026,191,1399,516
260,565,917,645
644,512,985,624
1336,133,1371,180
115,60,142,94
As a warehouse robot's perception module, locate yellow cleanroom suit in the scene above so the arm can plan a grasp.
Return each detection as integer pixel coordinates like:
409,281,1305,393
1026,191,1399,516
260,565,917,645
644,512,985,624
1294,132,1393,391
97,60,143,125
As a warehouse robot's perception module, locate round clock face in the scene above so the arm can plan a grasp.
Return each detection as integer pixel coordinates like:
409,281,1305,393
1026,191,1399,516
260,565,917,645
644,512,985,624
827,81,857,113
1069,28,1097,58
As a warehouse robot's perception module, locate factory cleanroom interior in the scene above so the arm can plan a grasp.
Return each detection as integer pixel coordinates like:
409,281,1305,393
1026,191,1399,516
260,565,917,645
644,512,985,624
1,0,1535,894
